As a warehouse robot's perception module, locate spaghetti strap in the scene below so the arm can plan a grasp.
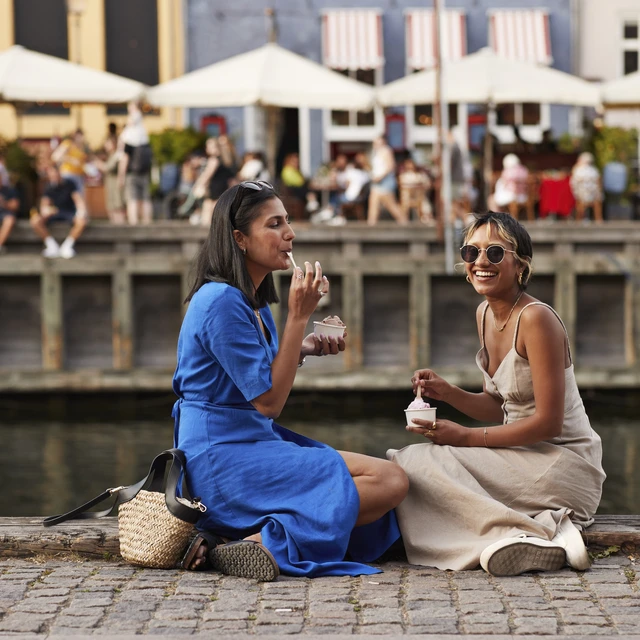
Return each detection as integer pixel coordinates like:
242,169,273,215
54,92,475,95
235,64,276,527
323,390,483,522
480,301,490,348
512,302,573,364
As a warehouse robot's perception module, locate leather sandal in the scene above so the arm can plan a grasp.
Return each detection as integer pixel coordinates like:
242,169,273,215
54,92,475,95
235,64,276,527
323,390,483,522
209,540,279,582
181,531,224,571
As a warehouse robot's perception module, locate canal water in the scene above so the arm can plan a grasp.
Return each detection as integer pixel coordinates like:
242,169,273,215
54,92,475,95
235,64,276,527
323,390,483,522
0,391,637,517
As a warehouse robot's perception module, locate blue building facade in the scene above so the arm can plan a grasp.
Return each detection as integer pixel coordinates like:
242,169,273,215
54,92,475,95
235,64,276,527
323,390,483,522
185,0,576,173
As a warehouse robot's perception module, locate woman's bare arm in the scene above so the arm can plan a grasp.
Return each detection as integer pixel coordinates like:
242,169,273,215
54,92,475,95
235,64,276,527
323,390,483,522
464,305,566,447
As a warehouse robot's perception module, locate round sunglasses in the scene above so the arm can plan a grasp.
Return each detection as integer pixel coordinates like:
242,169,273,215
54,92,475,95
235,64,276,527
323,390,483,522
460,244,518,265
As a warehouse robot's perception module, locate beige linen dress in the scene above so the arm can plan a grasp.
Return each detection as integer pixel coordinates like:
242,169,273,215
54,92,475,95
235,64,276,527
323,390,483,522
387,302,606,570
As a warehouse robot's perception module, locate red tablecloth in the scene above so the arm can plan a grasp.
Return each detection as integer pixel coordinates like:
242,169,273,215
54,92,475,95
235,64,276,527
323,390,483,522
538,176,575,218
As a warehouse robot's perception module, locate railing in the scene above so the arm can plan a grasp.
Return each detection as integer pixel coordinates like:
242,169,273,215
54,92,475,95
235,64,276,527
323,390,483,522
1,221,639,391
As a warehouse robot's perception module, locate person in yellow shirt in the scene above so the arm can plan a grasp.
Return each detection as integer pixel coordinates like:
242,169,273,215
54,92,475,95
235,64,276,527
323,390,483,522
51,129,88,195
280,152,318,214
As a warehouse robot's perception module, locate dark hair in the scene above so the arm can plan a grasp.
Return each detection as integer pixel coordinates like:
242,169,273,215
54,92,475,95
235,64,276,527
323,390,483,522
463,211,534,289
185,184,280,307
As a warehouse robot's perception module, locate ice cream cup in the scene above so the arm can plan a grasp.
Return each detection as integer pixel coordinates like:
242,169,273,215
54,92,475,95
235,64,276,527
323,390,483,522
313,321,346,339
404,407,437,428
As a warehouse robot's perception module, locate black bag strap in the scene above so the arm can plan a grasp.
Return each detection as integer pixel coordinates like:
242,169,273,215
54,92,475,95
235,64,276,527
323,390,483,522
43,448,203,527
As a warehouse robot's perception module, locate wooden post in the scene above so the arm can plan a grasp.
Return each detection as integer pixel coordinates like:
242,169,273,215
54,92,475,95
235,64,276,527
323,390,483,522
554,243,576,351
41,269,63,370
112,268,133,370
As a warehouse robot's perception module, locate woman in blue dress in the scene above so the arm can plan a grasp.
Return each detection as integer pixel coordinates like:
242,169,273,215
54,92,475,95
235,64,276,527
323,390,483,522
173,181,407,580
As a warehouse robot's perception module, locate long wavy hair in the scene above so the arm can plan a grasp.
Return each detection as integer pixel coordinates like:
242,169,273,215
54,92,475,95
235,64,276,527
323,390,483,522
185,184,280,308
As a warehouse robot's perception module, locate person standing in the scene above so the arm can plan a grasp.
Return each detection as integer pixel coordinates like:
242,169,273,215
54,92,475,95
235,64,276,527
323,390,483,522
31,165,88,258
118,101,153,225
51,129,88,195
367,136,407,226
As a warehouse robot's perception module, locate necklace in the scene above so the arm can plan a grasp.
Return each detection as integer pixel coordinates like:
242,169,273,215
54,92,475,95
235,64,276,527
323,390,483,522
254,309,261,319
492,291,524,332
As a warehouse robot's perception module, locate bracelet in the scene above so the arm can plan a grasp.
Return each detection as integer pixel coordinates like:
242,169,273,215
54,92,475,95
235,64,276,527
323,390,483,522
483,427,489,448
298,357,306,368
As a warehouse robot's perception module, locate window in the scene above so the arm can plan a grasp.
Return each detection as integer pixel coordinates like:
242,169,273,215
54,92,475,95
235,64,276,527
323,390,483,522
497,103,540,127
622,18,640,75
624,20,639,40
330,69,376,127
13,0,69,115
105,0,159,113
322,10,383,135
414,104,459,127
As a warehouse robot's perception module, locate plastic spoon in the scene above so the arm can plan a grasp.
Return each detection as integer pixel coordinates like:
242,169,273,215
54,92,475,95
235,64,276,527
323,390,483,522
287,252,298,271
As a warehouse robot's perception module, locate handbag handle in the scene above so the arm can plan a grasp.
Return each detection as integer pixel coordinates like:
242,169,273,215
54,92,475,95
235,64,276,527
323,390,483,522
43,448,204,527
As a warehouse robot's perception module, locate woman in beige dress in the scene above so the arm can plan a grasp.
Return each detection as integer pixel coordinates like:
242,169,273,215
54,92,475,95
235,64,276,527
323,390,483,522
387,211,605,576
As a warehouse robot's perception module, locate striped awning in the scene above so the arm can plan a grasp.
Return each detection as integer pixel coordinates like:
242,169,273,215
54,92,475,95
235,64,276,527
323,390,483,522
322,9,384,70
489,10,552,65
405,9,467,70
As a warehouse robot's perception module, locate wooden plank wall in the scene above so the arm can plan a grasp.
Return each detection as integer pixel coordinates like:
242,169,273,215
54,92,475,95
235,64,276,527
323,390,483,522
0,221,639,390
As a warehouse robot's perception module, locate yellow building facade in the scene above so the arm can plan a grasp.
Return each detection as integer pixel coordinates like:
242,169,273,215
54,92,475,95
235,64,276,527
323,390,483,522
0,0,185,148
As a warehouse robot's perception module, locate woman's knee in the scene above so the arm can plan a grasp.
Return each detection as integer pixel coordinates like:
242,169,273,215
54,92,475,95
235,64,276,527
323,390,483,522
381,461,409,507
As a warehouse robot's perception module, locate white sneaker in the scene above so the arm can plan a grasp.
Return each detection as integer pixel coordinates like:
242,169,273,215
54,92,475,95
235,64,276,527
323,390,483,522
59,244,76,259
480,534,566,576
552,517,591,570
326,215,346,226
42,245,60,259
311,207,335,224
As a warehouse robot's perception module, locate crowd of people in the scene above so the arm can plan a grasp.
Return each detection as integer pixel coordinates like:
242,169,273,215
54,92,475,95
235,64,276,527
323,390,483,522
0,119,629,257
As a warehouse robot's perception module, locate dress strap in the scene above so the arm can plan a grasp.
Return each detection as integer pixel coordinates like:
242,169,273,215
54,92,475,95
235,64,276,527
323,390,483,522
480,301,490,348
512,302,573,364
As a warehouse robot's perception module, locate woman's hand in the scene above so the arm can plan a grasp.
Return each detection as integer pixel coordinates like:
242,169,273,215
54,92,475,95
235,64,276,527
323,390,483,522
301,315,347,358
407,418,471,447
288,261,328,322
412,369,454,402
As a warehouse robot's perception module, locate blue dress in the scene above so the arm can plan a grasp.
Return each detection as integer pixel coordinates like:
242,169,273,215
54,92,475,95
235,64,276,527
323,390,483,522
172,282,400,577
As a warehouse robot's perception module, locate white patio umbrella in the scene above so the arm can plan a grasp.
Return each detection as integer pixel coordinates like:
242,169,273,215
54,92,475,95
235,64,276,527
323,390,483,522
0,45,146,103
377,47,601,108
146,42,375,111
601,71,640,107
146,42,376,176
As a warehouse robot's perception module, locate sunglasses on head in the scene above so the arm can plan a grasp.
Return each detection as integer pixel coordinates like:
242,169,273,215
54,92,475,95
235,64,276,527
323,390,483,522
239,180,274,191
230,181,275,228
460,244,518,265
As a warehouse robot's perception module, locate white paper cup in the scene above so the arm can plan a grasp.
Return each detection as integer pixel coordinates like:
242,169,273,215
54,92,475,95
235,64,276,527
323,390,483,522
404,407,437,427
313,321,346,339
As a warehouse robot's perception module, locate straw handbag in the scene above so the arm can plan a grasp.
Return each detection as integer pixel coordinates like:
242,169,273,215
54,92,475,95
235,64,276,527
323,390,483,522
43,449,206,569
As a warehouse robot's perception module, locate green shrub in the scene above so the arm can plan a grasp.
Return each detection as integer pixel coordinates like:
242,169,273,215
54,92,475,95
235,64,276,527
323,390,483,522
149,127,207,166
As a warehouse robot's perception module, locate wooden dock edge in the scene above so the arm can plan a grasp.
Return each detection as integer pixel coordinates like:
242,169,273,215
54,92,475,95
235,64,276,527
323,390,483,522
0,515,637,561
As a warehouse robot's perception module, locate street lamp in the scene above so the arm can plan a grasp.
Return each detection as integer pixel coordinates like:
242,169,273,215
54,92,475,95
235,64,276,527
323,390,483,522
65,0,87,65
65,0,87,127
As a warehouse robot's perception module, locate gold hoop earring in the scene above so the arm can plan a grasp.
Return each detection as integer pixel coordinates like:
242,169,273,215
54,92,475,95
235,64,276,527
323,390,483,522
466,275,471,284
518,272,523,285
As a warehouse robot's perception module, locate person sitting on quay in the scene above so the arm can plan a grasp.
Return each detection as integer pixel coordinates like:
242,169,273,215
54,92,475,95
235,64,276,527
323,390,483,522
0,176,19,255
570,152,603,224
31,164,88,259
488,153,529,218
174,180,407,579
387,211,605,577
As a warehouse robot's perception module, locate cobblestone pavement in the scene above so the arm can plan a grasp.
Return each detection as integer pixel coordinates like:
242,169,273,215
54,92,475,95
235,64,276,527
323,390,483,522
0,554,637,638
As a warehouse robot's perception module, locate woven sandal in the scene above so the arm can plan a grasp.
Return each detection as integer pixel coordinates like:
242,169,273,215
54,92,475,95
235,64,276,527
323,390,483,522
181,531,224,571
208,540,279,582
